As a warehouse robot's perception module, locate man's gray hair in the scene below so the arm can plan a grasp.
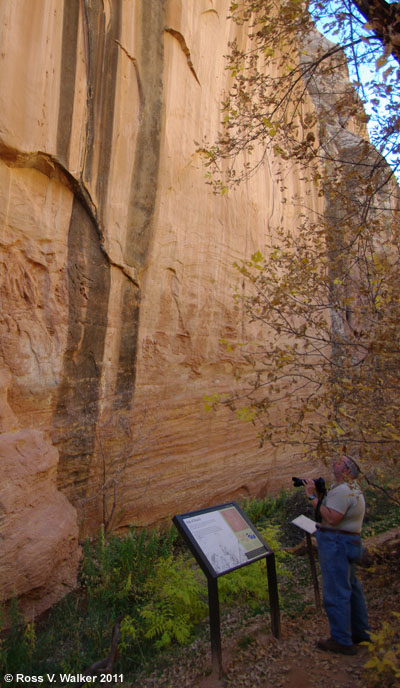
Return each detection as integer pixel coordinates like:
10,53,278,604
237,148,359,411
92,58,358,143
343,455,360,478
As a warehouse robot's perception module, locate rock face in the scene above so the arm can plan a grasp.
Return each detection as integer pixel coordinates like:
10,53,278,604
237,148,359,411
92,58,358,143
0,429,80,618
0,369,79,619
0,0,330,611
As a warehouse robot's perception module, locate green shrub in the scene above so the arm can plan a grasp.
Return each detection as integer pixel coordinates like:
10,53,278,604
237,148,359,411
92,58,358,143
240,491,314,546
218,524,290,608
80,524,178,610
0,597,37,676
364,612,400,687
240,492,289,525
363,487,400,536
121,555,208,651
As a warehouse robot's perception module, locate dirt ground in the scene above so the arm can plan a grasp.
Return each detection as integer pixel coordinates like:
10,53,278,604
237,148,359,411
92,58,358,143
134,552,399,688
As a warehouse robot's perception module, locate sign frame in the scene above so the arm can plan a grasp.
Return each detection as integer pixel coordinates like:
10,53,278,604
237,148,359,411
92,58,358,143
173,501,281,677
173,501,273,579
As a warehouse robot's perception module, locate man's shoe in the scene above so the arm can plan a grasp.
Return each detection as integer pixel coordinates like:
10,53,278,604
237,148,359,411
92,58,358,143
317,637,357,655
352,634,371,644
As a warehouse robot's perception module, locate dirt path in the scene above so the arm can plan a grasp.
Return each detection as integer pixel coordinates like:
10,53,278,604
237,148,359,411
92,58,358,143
135,555,399,688
195,611,371,688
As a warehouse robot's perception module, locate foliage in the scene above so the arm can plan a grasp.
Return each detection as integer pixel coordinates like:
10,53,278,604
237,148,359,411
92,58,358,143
119,555,208,652
364,612,400,687
80,524,177,611
218,524,290,608
0,499,292,679
362,485,400,534
240,491,316,546
0,597,36,677
78,525,204,665
1,526,182,679
239,491,290,524
201,1,400,492
224,232,400,485
201,0,400,187
1,493,399,682
130,555,208,649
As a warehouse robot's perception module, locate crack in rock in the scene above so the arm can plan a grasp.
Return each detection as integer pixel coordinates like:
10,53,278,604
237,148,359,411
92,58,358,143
165,27,200,85
114,39,145,121
0,144,139,288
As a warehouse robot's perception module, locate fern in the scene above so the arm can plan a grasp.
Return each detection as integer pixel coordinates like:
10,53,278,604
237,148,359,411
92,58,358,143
138,555,207,648
80,525,177,611
219,524,290,607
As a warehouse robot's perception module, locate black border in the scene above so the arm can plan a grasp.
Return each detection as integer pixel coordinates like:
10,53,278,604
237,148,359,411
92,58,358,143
173,501,273,579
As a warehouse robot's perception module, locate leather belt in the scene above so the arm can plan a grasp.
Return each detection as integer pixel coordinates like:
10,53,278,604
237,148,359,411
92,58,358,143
317,526,360,536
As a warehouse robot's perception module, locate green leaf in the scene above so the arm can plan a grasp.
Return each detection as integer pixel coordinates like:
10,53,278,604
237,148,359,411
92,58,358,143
251,250,264,263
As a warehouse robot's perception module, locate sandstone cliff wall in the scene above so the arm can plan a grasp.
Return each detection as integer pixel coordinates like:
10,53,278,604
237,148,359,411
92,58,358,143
0,0,324,611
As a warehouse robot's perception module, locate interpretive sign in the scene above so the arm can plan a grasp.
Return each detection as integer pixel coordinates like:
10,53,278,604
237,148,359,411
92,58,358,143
291,514,317,535
291,513,320,609
175,502,269,577
173,502,280,677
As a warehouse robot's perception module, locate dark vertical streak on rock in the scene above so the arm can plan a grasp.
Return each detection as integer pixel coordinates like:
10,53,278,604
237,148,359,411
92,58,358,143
53,199,110,503
83,0,122,206
57,0,80,163
53,0,165,508
53,1,123,505
125,1,165,268
95,5,121,206
81,0,100,182
114,286,141,410
114,1,166,404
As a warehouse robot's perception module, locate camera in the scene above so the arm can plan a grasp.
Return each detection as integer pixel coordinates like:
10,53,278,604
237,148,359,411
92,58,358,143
292,476,327,496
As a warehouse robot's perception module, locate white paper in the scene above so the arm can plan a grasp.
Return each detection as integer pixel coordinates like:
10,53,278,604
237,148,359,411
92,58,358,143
184,506,265,574
291,514,317,534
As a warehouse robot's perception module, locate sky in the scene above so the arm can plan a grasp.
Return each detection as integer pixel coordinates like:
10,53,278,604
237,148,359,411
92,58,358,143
313,0,400,177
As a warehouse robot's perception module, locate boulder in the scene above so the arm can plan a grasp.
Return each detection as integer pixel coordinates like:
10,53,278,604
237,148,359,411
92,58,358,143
0,423,79,619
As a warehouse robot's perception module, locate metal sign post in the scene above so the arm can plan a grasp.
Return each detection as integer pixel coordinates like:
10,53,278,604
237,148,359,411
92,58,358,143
173,501,281,677
207,577,223,676
265,553,281,637
291,514,321,610
305,532,321,610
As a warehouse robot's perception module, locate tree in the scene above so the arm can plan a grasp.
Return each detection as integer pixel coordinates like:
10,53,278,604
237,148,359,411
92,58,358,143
352,0,400,63
202,0,400,186
202,1,400,496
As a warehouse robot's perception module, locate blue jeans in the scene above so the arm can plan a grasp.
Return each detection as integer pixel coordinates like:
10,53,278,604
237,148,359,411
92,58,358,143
316,529,370,646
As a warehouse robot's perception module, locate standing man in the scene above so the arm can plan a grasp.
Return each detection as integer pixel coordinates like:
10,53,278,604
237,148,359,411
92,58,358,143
304,455,370,655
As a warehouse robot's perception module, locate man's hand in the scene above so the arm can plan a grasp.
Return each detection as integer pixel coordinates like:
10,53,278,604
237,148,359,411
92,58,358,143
303,478,318,498
304,478,345,526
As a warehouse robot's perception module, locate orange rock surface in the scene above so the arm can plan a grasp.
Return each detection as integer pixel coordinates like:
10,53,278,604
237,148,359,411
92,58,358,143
0,1,364,613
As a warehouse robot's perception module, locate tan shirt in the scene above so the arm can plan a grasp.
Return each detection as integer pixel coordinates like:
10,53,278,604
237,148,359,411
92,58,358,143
321,481,365,532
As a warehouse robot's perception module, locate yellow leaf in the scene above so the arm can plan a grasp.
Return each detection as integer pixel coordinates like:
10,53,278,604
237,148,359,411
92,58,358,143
376,54,388,70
